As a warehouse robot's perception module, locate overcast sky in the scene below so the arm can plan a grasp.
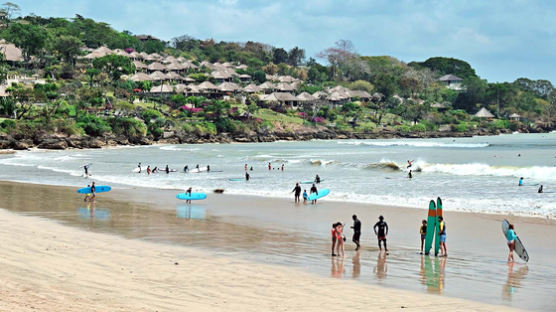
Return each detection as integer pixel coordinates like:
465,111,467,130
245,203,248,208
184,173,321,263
14,0,556,83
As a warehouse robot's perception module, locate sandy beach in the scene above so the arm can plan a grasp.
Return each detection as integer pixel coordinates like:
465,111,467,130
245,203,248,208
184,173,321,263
1,181,556,310
1,200,516,311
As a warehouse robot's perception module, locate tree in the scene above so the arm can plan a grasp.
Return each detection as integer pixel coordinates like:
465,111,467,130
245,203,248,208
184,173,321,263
287,46,305,66
86,68,100,87
409,57,477,80
93,54,135,80
53,35,82,65
349,80,374,93
3,22,48,62
272,48,288,64
143,39,166,54
454,77,488,112
252,70,266,84
317,40,368,81
0,2,20,26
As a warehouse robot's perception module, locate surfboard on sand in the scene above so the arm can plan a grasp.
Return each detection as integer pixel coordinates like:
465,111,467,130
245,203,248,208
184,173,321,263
424,200,436,255
502,219,529,262
176,192,207,201
77,186,111,194
434,197,443,256
307,188,330,201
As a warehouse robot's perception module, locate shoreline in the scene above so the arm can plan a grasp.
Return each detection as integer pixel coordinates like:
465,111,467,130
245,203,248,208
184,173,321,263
2,180,556,310
0,127,529,150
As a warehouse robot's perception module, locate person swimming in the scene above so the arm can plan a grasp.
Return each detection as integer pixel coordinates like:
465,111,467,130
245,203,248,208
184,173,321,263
519,177,524,186
245,172,250,181
315,174,321,184
538,185,544,193
183,165,188,172
147,165,151,175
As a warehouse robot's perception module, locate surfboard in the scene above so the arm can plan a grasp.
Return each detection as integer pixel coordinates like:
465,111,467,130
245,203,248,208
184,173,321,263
434,197,443,256
424,200,436,255
301,179,324,184
176,192,207,201
77,186,111,194
502,219,529,262
307,188,330,201
228,178,245,181
189,167,208,173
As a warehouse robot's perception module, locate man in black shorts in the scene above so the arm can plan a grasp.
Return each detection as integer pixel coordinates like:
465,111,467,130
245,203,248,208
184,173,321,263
292,182,302,203
373,215,389,252
351,214,361,251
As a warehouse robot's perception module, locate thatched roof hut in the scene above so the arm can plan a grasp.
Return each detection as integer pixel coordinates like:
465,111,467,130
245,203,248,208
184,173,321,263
82,46,112,59
132,60,147,70
474,107,495,118
129,72,151,82
275,82,296,92
149,71,169,81
149,84,174,93
264,92,297,102
259,81,276,90
147,62,166,72
218,82,241,92
165,71,182,80
312,91,328,99
197,81,218,91
243,83,262,93
296,92,316,102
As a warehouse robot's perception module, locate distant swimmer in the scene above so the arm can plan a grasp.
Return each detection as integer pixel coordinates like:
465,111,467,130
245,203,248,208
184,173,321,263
407,160,414,168
268,162,271,171
373,216,389,252
183,165,188,172
408,170,413,179
207,165,210,172
83,165,89,176
244,164,248,171
137,162,142,173
538,185,543,193
195,164,200,170
153,166,159,173
310,184,318,204
292,182,301,203
147,165,151,175
165,165,170,174
519,177,524,186
245,172,250,181
419,220,427,254
315,174,321,184
303,189,308,204
281,164,284,171
250,166,253,171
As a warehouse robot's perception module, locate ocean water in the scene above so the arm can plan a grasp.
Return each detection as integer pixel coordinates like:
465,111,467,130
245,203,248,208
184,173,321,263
1,132,555,217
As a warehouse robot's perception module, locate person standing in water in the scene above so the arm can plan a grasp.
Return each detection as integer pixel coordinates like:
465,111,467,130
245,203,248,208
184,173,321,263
268,162,272,171
303,189,308,204
438,216,447,257
331,223,338,256
538,185,543,193
137,162,142,173
506,223,517,262
206,165,210,172
408,170,413,179
373,216,389,252
244,164,248,171
292,183,302,203
315,174,321,184
351,215,361,251
419,220,427,254
335,222,345,257
245,172,250,181
165,165,170,174
147,165,151,175
185,187,193,204
519,177,524,186
310,184,318,204
281,164,284,171
83,165,90,176
183,165,188,173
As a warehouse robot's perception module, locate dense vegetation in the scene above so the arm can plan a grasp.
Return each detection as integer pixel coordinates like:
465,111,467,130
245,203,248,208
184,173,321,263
0,2,554,147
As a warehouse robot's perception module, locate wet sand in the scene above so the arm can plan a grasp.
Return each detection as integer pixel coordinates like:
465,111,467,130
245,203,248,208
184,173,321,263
1,181,556,310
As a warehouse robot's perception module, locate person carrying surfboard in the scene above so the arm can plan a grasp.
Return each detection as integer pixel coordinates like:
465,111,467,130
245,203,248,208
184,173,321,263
438,216,447,257
506,224,517,262
90,181,96,202
373,216,389,252
185,187,192,204
310,184,318,204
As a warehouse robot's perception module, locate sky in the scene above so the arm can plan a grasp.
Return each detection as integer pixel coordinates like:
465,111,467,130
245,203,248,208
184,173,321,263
14,0,556,83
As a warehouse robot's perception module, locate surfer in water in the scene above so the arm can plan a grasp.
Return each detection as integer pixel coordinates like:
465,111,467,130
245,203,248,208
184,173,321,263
373,216,389,252
420,220,427,254
351,215,361,251
245,172,250,181
303,189,308,204
183,165,188,173
281,164,284,171
315,174,321,184
207,165,210,172
268,162,271,171
292,183,302,203
310,184,318,204
165,165,170,174
185,187,192,204
438,216,447,257
137,162,142,173
408,170,413,179
519,177,524,186
83,165,90,176
147,165,151,175
407,160,414,168
538,185,543,193
506,223,517,262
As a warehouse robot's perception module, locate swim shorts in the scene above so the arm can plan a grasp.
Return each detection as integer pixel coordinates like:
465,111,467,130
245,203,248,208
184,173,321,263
440,234,446,243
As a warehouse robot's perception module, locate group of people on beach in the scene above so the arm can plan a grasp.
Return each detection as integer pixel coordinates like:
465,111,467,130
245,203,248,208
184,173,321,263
83,181,96,202
291,175,322,204
331,215,391,257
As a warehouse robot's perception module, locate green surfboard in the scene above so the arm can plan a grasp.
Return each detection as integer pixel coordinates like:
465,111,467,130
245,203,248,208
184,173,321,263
424,200,436,255
434,197,443,256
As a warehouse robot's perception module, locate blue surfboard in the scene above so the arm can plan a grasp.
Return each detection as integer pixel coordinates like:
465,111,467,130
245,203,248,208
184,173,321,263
228,178,245,182
176,192,207,200
308,188,330,201
77,186,111,194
